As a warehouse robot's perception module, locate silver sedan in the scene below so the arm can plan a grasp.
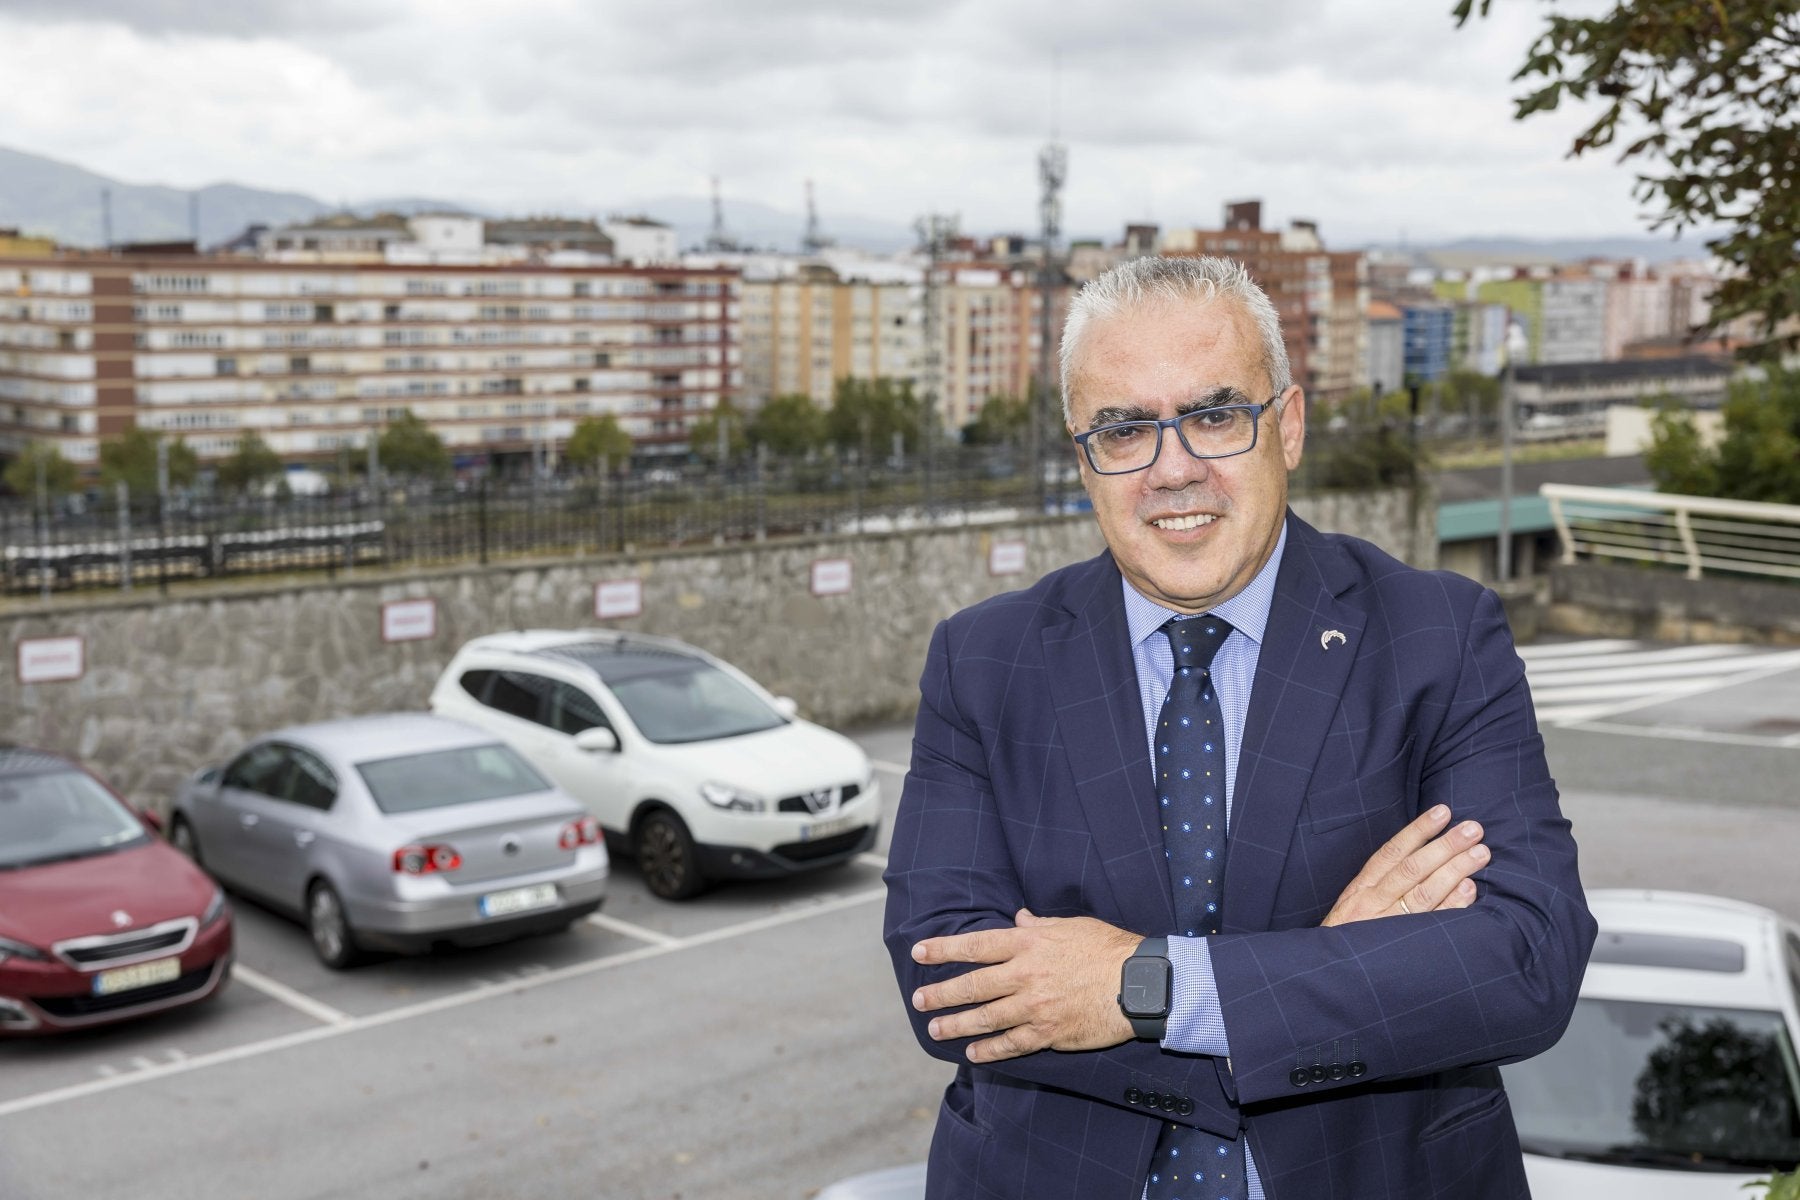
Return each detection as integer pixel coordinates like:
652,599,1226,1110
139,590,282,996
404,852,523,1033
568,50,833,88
170,713,608,968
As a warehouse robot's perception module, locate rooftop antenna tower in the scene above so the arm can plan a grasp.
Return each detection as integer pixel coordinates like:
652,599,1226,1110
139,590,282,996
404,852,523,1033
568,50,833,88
1032,53,1068,509
802,179,832,255
705,175,737,253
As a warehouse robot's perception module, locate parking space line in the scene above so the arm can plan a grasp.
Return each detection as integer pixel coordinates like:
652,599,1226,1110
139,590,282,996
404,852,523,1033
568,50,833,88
855,852,888,869
585,912,681,946
1564,720,1800,750
870,759,909,775
231,964,352,1026
0,886,888,1120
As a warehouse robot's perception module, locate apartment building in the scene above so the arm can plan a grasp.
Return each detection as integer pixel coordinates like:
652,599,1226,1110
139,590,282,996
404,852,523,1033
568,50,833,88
0,250,739,469
737,253,1065,434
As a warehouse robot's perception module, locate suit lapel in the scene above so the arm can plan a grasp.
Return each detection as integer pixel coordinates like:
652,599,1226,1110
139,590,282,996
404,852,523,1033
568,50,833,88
1225,515,1366,934
1041,555,1177,935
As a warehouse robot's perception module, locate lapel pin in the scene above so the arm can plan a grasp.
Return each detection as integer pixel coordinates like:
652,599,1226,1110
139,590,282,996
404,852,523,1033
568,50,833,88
1320,629,1347,650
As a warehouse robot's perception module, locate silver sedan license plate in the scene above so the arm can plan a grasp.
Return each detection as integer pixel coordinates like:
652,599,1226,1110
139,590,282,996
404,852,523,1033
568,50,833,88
479,883,559,918
92,957,181,995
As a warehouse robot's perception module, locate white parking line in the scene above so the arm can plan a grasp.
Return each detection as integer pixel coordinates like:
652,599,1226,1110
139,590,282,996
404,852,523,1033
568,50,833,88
584,912,681,947
870,759,909,775
231,963,352,1026
0,886,889,1121
855,852,888,870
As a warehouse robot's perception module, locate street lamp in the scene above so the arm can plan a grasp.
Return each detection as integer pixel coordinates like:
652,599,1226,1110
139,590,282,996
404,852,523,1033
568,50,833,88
1497,320,1529,583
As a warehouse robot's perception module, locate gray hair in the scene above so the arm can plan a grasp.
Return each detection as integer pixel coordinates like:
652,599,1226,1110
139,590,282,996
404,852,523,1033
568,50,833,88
1058,255,1293,425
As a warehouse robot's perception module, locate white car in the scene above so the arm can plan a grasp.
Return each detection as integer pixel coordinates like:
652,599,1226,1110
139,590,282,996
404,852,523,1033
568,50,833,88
428,630,879,900
1505,889,1800,1198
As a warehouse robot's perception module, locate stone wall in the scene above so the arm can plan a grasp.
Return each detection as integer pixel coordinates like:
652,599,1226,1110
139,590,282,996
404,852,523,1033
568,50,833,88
2,489,1432,815
1545,561,1800,645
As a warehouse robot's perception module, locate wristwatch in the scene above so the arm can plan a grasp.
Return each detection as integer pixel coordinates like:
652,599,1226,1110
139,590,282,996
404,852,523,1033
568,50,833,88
1117,936,1171,1040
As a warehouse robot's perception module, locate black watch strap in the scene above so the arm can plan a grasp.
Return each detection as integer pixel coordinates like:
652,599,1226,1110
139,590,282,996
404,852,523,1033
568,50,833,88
1123,936,1170,1041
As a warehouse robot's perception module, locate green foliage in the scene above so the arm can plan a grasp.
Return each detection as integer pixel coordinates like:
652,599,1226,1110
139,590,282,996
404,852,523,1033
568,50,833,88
1645,368,1800,503
1305,390,1429,491
688,398,749,465
962,392,1031,447
1751,1168,1800,1199
3,442,79,498
825,377,924,457
99,426,198,496
214,432,284,495
564,414,634,473
1429,369,1502,421
1454,0,1800,359
748,393,827,457
376,410,450,479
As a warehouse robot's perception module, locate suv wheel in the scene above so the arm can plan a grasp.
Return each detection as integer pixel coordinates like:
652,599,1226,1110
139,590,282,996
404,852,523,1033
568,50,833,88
637,809,704,901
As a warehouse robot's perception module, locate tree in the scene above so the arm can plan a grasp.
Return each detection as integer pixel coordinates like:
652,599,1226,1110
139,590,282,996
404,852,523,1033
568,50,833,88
214,432,284,495
1644,368,1800,503
747,393,826,457
564,414,634,473
376,410,450,479
1455,1,1800,359
99,426,198,496
688,397,748,466
825,377,924,458
1430,369,1502,427
962,392,1030,447
3,443,79,500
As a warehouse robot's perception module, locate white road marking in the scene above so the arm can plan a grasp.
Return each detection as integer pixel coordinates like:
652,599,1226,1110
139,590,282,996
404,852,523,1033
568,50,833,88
1569,721,1800,750
1516,639,1646,661
854,852,888,870
0,886,889,1120
870,759,909,775
585,912,680,946
1526,640,1800,732
231,963,352,1026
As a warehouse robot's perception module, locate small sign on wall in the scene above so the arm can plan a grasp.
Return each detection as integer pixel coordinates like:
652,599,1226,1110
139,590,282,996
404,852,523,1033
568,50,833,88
16,635,84,684
988,538,1028,577
381,598,437,643
810,557,853,597
595,578,643,620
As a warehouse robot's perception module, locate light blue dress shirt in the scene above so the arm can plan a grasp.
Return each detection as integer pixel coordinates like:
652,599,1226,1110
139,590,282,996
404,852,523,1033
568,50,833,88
1122,522,1286,1200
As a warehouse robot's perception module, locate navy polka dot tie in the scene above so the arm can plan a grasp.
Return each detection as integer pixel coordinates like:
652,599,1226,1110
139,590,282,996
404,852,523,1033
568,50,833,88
1145,615,1246,1200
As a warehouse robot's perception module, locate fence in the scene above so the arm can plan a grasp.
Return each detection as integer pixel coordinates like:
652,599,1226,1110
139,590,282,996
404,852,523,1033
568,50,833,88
1542,483,1800,582
0,449,1090,598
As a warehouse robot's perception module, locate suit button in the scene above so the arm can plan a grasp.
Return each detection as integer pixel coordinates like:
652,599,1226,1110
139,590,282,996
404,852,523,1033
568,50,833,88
1143,1090,1161,1109
1347,1061,1367,1078
1327,1062,1346,1081
1125,1088,1142,1106
1176,1099,1195,1117
1308,1064,1328,1084
1289,1067,1310,1088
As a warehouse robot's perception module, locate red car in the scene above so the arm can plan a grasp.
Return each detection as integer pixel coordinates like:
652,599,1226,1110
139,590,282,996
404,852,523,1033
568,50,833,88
0,745,233,1035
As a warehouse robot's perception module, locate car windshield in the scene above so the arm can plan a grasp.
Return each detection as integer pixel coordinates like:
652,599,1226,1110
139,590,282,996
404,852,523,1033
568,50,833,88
1505,996,1800,1172
356,743,552,813
603,659,786,744
0,763,148,870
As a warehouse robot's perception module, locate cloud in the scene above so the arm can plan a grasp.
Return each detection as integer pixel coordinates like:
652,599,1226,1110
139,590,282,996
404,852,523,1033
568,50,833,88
0,0,399,37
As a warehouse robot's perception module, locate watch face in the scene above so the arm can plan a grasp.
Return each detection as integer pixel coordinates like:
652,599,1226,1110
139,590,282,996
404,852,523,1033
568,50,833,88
1121,958,1170,1017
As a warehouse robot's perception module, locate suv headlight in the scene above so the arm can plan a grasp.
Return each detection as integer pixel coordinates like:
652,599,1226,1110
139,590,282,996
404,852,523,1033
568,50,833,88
0,936,47,966
699,782,765,813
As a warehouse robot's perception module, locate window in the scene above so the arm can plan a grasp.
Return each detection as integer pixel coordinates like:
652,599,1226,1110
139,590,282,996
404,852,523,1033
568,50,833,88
216,356,237,376
286,749,338,811
548,683,609,736
357,744,551,813
480,670,554,724
223,743,291,797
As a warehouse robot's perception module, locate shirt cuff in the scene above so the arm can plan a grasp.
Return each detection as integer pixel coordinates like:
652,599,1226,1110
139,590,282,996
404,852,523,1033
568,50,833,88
1163,935,1230,1057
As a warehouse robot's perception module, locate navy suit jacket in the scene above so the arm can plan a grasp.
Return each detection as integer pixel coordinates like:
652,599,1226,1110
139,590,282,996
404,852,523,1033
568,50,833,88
883,513,1595,1200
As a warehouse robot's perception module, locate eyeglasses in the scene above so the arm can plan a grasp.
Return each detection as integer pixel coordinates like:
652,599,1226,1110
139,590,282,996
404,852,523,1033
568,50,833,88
1071,401,1274,475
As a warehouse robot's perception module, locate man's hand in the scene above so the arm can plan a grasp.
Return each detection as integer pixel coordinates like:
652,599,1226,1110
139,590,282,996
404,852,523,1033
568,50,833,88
910,910,1140,1064
1321,804,1488,927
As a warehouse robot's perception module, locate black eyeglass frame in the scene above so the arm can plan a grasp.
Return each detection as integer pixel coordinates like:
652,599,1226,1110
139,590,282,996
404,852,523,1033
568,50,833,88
1070,399,1278,476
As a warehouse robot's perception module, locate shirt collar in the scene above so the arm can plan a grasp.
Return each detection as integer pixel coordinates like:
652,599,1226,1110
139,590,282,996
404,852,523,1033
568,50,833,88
1122,520,1287,650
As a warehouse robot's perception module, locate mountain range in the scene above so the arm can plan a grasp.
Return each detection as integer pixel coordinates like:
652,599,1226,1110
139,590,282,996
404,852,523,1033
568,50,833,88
0,143,1712,264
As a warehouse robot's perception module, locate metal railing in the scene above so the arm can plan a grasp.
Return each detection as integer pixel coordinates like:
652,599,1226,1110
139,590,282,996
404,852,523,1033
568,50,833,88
1542,484,1800,581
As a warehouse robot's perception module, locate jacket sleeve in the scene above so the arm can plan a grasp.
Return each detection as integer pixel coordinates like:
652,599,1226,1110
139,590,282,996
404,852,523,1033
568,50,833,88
883,619,1241,1138
1204,586,1597,1107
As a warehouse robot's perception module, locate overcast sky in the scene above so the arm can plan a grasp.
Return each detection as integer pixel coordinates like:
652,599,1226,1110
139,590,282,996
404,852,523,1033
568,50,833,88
0,0,1673,246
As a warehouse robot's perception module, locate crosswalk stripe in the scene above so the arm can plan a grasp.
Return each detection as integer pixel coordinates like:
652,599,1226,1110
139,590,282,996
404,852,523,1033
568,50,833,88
1522,639,1800,729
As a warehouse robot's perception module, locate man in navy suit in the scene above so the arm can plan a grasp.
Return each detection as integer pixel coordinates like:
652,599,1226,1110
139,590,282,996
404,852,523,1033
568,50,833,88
884,256,1594,1199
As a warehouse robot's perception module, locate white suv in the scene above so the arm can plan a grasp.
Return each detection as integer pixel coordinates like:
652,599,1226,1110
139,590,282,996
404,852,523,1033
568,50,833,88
428,630,879,900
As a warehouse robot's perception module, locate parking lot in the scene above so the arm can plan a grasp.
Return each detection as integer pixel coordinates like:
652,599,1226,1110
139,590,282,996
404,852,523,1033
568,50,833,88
3,654,1799,1200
